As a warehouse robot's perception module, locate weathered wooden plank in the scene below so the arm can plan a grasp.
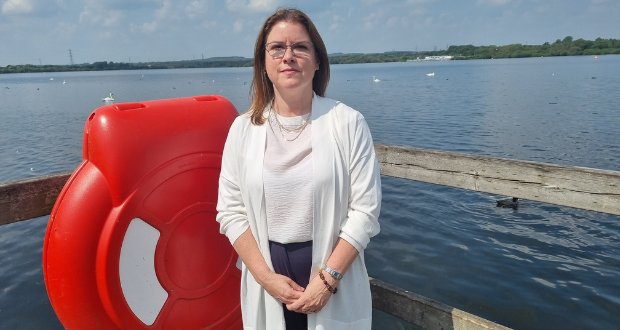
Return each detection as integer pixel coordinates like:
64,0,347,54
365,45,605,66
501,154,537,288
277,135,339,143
370,278,512,330
375,144,620,216
0,172,71,226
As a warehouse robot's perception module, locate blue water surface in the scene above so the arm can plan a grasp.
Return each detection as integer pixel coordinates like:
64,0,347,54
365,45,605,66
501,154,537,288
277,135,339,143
1,56,619,329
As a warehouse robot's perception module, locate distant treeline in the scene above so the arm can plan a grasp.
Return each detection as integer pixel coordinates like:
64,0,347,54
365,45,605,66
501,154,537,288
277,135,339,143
0,57,254,74
444,36,620,59
328,36,620,63
1,36,619,74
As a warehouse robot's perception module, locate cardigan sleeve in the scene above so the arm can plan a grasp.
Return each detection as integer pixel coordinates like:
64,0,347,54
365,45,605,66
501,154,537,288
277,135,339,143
216,117,250,245
339,113,382,252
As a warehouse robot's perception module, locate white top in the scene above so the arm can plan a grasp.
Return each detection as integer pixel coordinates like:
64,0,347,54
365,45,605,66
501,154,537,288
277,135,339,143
264,111,313,243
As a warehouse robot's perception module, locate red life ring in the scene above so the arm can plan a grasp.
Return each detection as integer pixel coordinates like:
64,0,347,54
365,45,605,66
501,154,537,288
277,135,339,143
43,95,241,329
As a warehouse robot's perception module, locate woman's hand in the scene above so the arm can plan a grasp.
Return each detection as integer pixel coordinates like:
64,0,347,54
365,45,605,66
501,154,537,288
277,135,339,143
231,230,304,304
259,272,305,305
285,273,338,314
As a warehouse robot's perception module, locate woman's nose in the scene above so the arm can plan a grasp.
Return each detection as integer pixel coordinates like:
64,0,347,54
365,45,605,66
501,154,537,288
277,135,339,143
282,47,295,62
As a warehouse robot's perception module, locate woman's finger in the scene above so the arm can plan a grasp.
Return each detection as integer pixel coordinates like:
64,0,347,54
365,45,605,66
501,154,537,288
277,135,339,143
286,278,305,292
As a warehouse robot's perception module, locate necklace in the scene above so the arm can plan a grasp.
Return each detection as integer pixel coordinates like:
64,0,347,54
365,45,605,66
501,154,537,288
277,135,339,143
269,106,312,142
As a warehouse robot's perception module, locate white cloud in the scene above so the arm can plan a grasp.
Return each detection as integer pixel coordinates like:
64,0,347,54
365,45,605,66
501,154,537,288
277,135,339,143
52,21,76,38
2,0,34,14
79,5,124,27
387,16,400,27
329,14,342,31
201,20,216,28
185,0,209,19
477,0,512,6
233,19,243,32
154,1,173,20
140,21,157,33
226,0,280,12
406,0,436,4
248,0,277,11
362,10,386,31
130,1,173,34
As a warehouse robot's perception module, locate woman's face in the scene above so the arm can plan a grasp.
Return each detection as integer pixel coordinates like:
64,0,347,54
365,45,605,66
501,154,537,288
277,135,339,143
264,21,319,98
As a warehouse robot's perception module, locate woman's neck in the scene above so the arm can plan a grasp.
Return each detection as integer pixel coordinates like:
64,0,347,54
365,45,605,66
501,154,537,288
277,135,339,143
273,88,313,117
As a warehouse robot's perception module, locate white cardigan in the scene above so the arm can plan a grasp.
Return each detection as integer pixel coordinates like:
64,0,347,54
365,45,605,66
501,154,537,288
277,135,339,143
216,95,382,330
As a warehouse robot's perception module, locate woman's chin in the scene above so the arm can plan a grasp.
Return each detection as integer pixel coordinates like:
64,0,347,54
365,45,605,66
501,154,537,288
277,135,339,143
274,80,313,93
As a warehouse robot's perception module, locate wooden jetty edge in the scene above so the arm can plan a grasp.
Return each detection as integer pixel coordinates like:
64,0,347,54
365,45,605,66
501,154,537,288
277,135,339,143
3,144,620,329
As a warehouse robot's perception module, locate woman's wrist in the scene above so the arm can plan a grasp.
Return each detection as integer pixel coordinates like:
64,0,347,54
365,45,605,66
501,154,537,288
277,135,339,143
321,265,343,280
255,268,275,287
318,269,339,294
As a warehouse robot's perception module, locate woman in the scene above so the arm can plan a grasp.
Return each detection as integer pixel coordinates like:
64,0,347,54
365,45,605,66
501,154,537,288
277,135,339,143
216,8,381,330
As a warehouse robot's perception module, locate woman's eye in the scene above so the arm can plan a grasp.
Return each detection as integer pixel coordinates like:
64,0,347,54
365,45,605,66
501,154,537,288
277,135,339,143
272,44,286,51
294,45,309,51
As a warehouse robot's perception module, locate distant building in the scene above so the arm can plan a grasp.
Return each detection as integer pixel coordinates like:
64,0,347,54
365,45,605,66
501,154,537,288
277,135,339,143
407,55,453,62
423,56,453,61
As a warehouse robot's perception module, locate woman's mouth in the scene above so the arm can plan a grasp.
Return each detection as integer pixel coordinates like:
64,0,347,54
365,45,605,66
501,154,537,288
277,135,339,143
281,68,298,75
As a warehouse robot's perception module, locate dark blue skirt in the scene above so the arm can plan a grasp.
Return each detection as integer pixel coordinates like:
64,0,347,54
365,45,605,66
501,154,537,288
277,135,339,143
269,240,313,330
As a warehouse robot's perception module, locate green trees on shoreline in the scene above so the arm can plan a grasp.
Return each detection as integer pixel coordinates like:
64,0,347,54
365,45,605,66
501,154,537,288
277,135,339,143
0,58,254,74
444,36,620,60
328,36,620,64
1,36,619,74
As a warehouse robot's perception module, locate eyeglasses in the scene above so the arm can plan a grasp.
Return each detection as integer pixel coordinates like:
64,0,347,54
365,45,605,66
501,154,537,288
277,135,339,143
265,41,315,59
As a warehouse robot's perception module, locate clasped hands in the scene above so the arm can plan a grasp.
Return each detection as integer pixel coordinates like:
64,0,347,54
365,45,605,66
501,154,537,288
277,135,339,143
260,271,338,314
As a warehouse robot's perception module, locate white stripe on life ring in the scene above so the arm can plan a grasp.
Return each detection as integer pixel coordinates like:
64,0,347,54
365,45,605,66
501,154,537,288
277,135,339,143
119,218,168,325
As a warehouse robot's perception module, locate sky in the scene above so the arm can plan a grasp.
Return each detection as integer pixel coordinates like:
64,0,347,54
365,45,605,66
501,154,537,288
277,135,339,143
0,0,618,66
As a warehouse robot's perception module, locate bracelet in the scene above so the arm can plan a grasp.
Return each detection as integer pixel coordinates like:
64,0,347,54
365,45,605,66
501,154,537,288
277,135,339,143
322,265,343,280
318,269,338,294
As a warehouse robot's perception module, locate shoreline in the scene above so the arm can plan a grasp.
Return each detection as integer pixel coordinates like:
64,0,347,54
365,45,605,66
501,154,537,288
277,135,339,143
1,53,618,76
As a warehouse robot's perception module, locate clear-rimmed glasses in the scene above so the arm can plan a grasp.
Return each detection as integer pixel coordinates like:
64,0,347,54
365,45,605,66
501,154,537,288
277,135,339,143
265,41,315,59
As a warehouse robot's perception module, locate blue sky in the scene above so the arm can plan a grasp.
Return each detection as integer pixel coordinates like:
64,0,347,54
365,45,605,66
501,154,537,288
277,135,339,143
0,0,618,66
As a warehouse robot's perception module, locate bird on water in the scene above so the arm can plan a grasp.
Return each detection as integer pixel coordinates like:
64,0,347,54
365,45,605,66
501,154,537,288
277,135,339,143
497,197,519,209
102,93,114,102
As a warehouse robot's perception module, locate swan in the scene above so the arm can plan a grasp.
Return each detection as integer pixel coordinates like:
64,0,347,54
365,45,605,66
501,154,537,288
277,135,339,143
102,93,114,102
63,80,66,84
426,73,435,76
372,76,380,82
50,78,54,81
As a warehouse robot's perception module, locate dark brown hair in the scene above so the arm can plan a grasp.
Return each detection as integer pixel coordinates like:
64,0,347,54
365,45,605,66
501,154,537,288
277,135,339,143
248,8,330,125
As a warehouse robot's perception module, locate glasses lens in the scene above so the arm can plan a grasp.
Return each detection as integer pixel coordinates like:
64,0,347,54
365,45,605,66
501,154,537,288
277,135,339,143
267,42,286,57
291,42,313,57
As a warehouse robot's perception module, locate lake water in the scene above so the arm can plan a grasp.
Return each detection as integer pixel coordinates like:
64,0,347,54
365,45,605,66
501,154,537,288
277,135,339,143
1,56,619,329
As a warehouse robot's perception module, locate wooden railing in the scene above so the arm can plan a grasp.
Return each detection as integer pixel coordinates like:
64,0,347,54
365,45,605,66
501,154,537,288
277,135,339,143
0,172,71,226
375,144,620,216
3,144,620,329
